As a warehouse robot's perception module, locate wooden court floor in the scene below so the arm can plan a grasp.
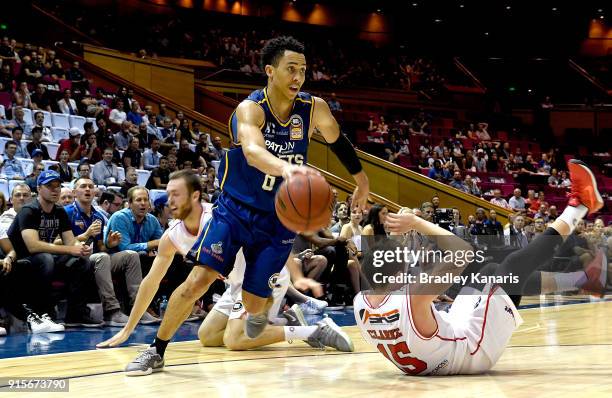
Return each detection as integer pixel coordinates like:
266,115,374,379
1,296,611,398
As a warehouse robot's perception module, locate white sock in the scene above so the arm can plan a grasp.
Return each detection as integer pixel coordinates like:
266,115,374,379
284,325,318,341
557,204,588,234
553,271,585,292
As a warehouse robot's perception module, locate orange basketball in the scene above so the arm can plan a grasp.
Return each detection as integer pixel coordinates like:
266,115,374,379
275,173,334,233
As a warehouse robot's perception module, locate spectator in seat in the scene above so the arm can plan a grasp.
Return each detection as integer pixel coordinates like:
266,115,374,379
486,151,500,172
56,127,83,161
0,63,14,93
538,153,552,174
0,141,26,179
548,205,558,222
25,161,45,192
27,127,51,159
508,188,526,213
327,93,342,112
95,118,114,146
156,103,168,126
559,170,571,188
114,121,134,151
11,127,30,159
210,136,228,160
31,83,52,112
70,161,92,188
27,112,53,142
292,248,328,283
428,160,451,182
167,154,178,173
177,119,196,143
66,61,88,91
449,170,469,192
362,204,388,236
145,156,170,190
464,175,481,196
144,137,163,171
127,100,144,126
490,188,510,209
81,92,104,118
178,139,205,170
475,122,491,141
97,190,124,221
504,214,528,248
548,168,560,187
92,147,120,186
7,106,31,134
484,209,503,237
80,128,102,164
109,99,127,128
330,201,349,234
122,136,143,169
384,133,401,164
59,186,74,205
201,164,219,200
13,82,33,108
66,177,158,326
57,150,75,183
408,111,429,135
474,149,487,172
534,203,549,223
7,170,102,327
157,116,176,146
340,208,364,294
120,167,139,197
470,208,488,236
0,183,67,333
57,89,79,115
46,58,66,81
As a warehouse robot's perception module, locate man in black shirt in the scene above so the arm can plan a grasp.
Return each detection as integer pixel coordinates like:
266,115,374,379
146,156,170,189
7,170,102,327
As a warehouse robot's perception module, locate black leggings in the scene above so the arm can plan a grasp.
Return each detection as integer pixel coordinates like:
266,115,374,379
471,227,563,306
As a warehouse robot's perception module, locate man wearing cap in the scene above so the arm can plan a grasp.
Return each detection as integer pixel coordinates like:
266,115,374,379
65,176,158,326
7,170,102,327
0,140,26,180
26,127,51,160
56,127,83,162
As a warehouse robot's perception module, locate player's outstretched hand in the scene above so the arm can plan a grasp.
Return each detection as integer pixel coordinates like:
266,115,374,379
281,165,320,181
96,327,131,348
294,277,324,298
385,212,420,234
351,184,369,213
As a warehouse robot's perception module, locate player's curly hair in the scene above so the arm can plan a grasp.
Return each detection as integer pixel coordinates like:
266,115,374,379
261,36,305,68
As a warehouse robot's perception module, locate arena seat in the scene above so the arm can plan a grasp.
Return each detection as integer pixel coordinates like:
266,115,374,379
69,115,87,131
51,112,70,129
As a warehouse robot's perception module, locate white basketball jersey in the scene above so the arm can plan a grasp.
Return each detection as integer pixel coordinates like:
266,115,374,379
353,284,521,375
166,202,214,256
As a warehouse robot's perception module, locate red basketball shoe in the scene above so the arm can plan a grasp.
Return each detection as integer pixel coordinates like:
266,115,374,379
567,160,603,215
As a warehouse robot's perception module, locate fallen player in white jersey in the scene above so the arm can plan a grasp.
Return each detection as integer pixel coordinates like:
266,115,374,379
354,160,604,375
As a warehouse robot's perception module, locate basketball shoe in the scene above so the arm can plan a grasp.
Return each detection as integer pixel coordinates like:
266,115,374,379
281,304,308,327
299,298,328,315
581,249,607,298
567,160,603,214
307,317,354,352
125,346,165,376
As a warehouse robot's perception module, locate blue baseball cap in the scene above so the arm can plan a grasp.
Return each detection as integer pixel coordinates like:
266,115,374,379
153,193,168,209
37,170,62,186
31,148,43,157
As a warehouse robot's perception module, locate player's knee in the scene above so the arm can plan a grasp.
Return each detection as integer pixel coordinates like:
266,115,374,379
223,323,247,351
198,328,223,347
312,255,327,267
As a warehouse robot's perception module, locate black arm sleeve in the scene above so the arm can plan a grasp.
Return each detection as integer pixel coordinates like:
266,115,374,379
329,133,362,175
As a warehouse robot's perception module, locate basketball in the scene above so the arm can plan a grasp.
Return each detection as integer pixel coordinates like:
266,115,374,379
275,173,334,233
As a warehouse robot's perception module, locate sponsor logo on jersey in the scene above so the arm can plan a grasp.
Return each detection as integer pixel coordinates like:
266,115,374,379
367,328,403,341
211,242,223,255
429,359,449,375
268,273,281,289
75,220,85,230
281,238,295,245
289,115,303,140
359,308,400,324
232,301,243,312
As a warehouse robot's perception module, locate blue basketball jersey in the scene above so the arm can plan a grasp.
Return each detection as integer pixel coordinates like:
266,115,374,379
219,87,313,212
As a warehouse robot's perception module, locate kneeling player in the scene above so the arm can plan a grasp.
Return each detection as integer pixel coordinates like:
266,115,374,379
198,258,353,352
355,160,603,375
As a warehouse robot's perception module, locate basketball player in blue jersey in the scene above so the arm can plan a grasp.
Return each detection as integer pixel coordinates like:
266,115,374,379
123,36,369,375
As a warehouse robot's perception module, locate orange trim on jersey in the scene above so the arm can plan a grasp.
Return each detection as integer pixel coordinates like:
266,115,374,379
405,289,438,341
362,309,399,324
470,286,498,356
363,293,390,309
308,96,315,142
263,87,300,127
